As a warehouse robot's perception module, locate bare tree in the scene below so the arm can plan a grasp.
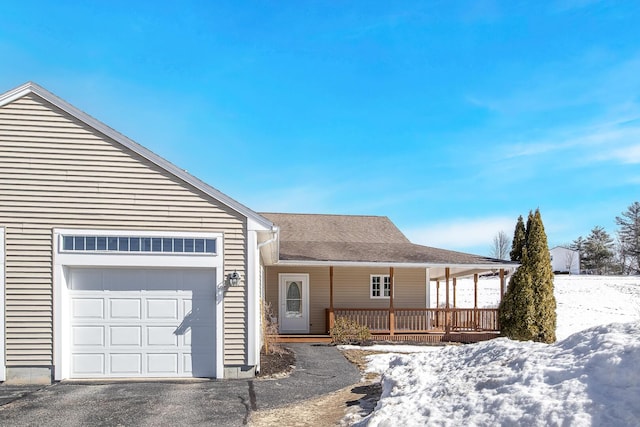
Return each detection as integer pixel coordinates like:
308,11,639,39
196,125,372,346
490,231,511,260
564,250,578,273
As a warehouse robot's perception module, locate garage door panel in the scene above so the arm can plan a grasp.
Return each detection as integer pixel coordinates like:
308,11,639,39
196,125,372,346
186,269,215,284
147,326,178,346
104,269,146,291
183,354,192,373
73,354,105,375
110,299,141,319
146,269,181,290
147,299,178,319
73,298,104,318
110,354,142,374
110,326,142,346
187,326,215,348
69,267,216,378
148,353,178,374
190,352,216,377
72,326,105,346
187,302,216,320
70,269,103,290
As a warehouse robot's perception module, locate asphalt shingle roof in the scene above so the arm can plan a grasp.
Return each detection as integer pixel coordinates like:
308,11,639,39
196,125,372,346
261,213,511,266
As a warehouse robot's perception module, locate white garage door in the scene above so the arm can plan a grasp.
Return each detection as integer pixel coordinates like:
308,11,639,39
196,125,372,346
68,267,216,378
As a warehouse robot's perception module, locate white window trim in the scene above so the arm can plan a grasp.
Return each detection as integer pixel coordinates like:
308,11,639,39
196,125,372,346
52,228,225,380
58,229,218,255
370,274,392,299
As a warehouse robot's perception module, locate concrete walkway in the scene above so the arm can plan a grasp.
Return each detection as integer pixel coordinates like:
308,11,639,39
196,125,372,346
0,343,360,426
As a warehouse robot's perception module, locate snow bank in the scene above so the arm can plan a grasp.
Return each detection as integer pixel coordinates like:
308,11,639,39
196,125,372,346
355,323,640,426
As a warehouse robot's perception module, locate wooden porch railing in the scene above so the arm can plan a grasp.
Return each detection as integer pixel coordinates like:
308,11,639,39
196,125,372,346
329,308,499,334
330,308,390,332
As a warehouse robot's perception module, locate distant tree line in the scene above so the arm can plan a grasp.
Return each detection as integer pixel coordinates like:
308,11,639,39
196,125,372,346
569,201,640,275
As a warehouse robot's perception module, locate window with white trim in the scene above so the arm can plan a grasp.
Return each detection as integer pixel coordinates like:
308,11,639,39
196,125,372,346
60,235,216,254
370,274,391,298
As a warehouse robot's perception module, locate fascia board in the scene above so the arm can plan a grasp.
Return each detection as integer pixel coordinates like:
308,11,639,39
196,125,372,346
0,82,274,231
275,259,519,269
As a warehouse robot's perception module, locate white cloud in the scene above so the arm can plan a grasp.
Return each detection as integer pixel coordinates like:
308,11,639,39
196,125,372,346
493,117,640,168
404,216,516,252
607,143,640,164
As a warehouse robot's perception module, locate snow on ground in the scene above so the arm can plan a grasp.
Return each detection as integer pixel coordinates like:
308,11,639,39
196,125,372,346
432,275,640,340
347,276,640,426
554,276,640,340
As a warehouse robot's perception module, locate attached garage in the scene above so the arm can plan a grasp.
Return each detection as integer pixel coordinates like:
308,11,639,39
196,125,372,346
53,230,225,381
68,267,216,378
0,82,277,383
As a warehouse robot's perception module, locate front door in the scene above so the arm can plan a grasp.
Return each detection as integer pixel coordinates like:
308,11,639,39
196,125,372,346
279,274,309,333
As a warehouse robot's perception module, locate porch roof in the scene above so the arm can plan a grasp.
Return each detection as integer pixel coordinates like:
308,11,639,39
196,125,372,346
261,213,516,275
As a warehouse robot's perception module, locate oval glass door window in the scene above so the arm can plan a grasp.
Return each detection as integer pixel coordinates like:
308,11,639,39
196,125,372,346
286,281,302,317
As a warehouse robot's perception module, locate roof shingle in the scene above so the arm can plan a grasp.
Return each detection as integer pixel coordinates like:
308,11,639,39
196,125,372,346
261,213,512,266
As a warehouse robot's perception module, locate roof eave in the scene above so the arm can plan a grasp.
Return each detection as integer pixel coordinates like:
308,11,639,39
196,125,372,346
274,259,519,269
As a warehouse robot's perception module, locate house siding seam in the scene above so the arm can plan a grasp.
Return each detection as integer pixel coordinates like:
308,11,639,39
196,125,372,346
0,94,248,367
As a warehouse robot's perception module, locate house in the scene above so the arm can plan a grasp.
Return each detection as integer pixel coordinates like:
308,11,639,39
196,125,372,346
550,246,580,274
262,213,515,341
0,82,515,384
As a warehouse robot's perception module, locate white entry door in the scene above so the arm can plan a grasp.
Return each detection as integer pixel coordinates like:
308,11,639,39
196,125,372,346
279,274,309,333
68,267,216,378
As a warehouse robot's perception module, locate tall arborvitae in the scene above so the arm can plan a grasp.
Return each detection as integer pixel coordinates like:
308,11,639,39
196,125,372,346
499,209,557,343
527,209,556,343
525,211,534,244
499,247,537,340
510,215,526,262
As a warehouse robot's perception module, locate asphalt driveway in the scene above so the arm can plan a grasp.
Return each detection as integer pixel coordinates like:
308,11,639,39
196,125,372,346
0,344,360,426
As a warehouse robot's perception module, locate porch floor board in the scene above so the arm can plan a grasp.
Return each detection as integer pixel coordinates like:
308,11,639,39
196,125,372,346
371,332,500,344
272,332,499,344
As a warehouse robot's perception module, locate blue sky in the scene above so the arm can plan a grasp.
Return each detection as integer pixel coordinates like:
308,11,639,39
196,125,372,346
2,1,639,255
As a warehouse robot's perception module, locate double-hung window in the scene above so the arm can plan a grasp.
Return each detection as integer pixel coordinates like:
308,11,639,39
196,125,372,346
370,274,391,298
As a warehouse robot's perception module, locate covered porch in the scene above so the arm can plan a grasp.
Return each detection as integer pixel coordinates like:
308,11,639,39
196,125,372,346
270,265,510,344
326,266,507,342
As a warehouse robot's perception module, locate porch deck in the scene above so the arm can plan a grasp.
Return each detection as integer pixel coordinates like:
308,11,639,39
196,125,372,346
274,307,500,344
274,332,499,344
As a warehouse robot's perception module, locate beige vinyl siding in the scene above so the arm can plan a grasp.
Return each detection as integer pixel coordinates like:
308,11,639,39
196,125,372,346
265,266,427,334
265,267,330,334
0,94,248,366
